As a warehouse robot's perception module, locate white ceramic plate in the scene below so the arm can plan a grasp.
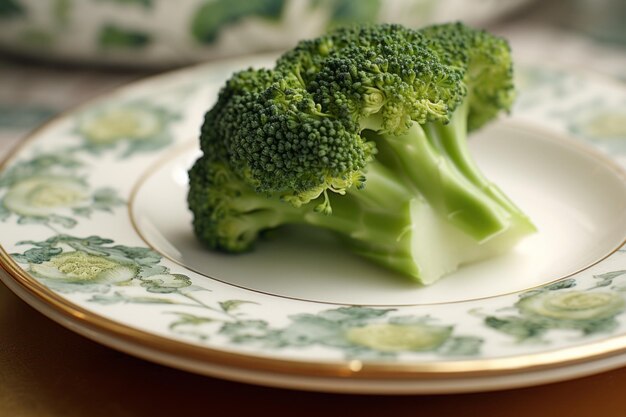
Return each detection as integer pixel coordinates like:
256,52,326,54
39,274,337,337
1,56,626,394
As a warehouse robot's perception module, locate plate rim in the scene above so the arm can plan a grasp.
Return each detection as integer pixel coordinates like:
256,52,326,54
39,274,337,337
5,241,626,380
1,55,626,384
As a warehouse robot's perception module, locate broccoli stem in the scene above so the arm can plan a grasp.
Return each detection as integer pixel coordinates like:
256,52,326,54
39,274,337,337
369,122,510,242
423,101,536,234
312,198,422,279
302,169,423,278
213,161,421,276
303,158,533,283
202,155,528,283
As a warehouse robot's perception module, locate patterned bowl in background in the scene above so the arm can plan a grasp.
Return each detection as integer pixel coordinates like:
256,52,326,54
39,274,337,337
0,0,532,68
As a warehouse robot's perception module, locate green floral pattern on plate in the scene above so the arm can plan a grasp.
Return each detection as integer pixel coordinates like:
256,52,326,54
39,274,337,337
568,107,626,153
215,307,481,359
0,100,181,227
76,102,177,156
10,233,481,358
11,234,192,294
0,61,625,367
0,153,123,228
484,277,626,342
514,66,626,155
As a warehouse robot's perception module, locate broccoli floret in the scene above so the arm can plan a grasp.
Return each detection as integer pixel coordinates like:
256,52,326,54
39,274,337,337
188,23,536,284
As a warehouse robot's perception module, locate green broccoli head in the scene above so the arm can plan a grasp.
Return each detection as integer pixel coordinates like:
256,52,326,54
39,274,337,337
188,155,304,252
202,68,374,211
420,22,515,130
277,24,465,132
189,22,535,284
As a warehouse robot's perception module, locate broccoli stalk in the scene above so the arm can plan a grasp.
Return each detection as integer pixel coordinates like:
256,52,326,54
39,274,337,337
188,23,536,284
338,97,535,281
422,98,533,227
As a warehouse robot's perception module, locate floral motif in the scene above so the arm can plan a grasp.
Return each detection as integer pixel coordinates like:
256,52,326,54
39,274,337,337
213,307,482,359
346,322,451,353
140,273,192,293
484,277,626,342
11,234,194,297
575,111,626,139
30,251,138,284
4,177,90,217
569,108,626,153
517,291,624,321
0,154,123,228
513,66,578,111
76,102,177,156
10,233,482,359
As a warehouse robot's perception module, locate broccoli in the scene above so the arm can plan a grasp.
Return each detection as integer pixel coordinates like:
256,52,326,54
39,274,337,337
188,22,536,284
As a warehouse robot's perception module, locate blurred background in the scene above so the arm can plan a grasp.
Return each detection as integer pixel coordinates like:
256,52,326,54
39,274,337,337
0,0,624,152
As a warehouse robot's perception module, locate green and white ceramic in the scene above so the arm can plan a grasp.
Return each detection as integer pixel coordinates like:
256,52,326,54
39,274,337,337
1,55,626,394
0,0,531,67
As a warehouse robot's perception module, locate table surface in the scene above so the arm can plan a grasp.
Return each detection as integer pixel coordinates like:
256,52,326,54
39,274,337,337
1,17,626,416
